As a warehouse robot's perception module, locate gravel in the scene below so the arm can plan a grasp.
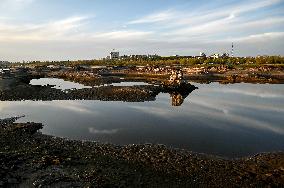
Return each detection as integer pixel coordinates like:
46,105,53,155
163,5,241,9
1,118,283,187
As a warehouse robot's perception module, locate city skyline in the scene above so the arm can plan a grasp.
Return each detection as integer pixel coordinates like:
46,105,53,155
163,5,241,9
0,0,284,61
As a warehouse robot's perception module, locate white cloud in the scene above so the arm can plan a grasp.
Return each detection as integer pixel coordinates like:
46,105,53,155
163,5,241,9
164,15,284,43
129,105,175,117
129,0,281,27
211,86,284,98
0,0,283,60
128,10,175,24
168,14,237,37
0,0,36,10
23,101,95,114
92,30,153,40
187,97,284,135
128,0,283,45
222,32,284,43
0,16,89,41
0,15,154,43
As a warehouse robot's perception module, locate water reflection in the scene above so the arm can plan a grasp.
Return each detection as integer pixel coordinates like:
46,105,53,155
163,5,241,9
169,88,195,106
166,83,198,106
30,78,91,90
108,82,152,87
0,82,283,158
171,92,184,106
2,78,198,106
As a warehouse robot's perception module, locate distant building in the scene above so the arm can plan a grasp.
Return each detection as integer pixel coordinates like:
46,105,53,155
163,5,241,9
0,61,10,68
196,52,206,59
130,55,148,59
147,54,159,59
110,50,119,60
210,53,220,59
172,55,179,57
221,53,230,58
119,55,130,60
124,54,160,60
199,52,206,57
0,68,11,74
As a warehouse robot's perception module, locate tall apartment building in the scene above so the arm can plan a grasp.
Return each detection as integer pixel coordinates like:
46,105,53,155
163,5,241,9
110,50,119,60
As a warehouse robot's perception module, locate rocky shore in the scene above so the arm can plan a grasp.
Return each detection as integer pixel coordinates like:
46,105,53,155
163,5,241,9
52,69,284,84
1,68,284,187
0,83,160,102
0,71,197,103
1,118,283,187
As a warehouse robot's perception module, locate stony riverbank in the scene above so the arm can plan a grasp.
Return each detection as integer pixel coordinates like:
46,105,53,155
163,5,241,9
0,118,283,187
0,83,160,102
0,72,197,102
50,70,284,85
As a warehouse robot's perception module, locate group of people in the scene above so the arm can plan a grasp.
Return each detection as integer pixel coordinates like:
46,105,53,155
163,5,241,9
169,69,184,85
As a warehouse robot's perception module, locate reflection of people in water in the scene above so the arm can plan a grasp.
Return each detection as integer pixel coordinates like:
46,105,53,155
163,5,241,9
168,82,198,107
170,92,184,106
167,70,197,106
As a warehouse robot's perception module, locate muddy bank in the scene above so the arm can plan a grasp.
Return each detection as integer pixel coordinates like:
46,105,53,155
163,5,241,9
1,119,283,187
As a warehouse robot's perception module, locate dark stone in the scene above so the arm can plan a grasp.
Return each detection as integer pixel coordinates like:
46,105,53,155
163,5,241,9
8,178,18,184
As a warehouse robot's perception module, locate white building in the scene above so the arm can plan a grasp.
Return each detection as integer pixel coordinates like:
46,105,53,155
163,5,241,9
110,51,119,60
210,53,220,59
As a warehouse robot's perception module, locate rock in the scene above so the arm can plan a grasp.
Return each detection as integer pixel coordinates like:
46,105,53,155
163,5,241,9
8,178,18,184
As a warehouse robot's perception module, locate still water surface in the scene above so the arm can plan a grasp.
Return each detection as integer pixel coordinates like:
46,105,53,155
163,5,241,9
1,80,283,158
30,78,152,88
30,78,92,90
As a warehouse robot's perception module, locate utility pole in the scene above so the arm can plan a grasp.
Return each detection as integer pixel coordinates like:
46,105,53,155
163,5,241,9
231,42,234,57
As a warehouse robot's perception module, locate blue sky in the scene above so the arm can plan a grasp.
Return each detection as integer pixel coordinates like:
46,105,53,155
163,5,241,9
0,0,284,61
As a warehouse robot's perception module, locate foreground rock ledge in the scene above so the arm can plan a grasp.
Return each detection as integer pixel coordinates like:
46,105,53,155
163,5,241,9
0,121,283,187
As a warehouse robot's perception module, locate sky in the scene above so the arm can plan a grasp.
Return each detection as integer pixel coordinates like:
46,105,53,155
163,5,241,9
0,0,284,62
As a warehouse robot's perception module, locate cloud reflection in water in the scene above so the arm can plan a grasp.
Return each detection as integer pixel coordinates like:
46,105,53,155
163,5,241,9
0,83,283,157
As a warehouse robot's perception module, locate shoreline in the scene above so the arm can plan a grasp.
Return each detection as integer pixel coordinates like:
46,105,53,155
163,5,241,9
1,69,284,187
1,119,283,187
50,69,284,85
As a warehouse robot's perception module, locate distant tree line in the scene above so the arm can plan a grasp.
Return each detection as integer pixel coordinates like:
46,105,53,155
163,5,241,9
11,55,284,68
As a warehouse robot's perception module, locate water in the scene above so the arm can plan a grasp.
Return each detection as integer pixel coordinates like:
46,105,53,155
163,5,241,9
1,80,284,158
30,78,91,90
108,82,152,86
30,78,151,88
